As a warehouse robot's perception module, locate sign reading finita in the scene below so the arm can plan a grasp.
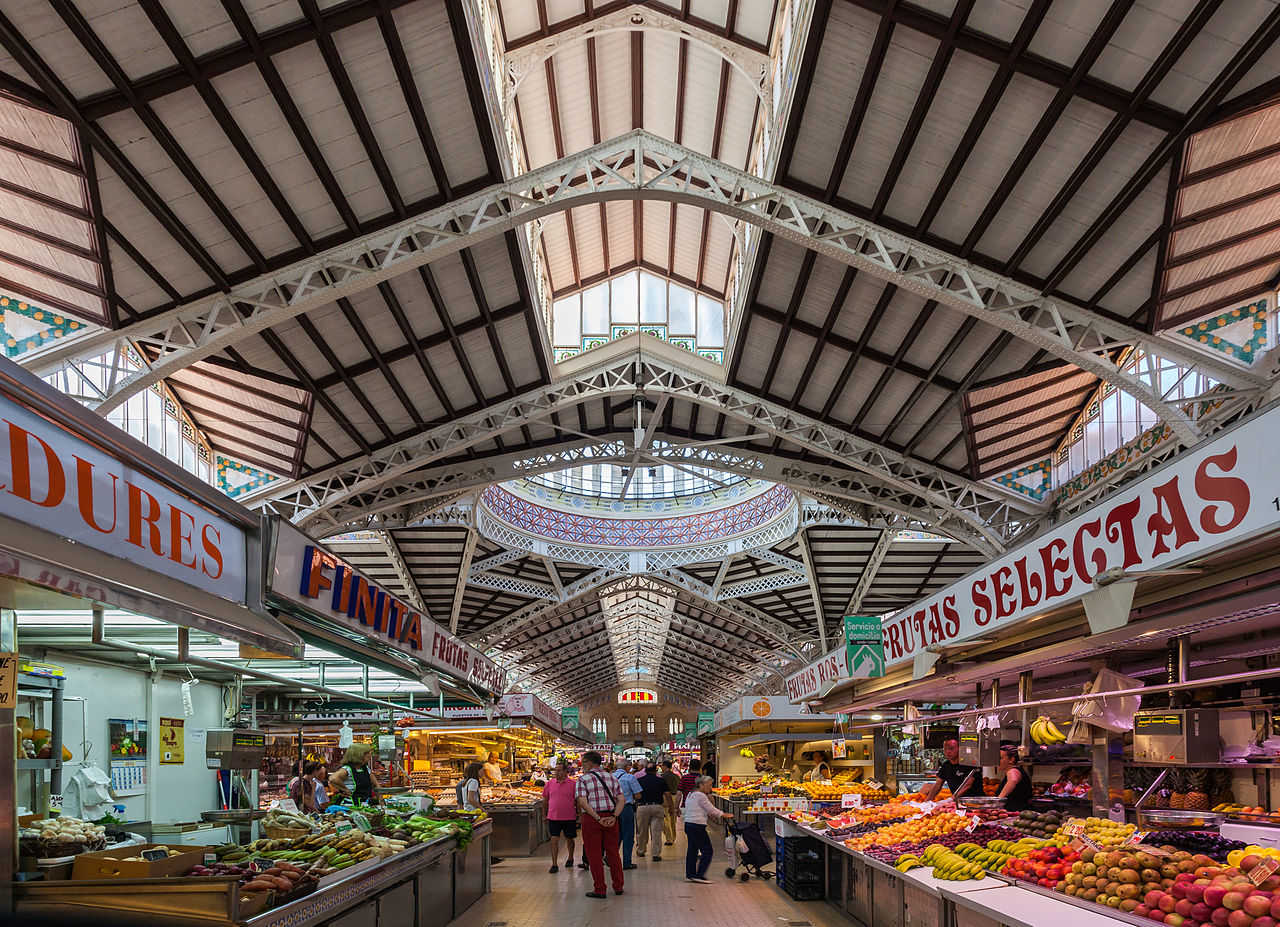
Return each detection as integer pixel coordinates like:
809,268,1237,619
268,519,507,695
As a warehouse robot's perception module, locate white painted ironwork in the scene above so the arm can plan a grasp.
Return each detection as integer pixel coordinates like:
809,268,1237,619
502,4,772,113
466,569,558,601
717,571,811,599
241,338,1032,554
845,528,893,615
468,548,526,575
379,530,429,617
449,529,479,634
796,528,829,649
25,131,1257,441
710,556,735,598
542,557,564,599
746,547,806,574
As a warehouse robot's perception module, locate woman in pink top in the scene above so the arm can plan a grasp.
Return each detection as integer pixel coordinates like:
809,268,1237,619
542,761,578,873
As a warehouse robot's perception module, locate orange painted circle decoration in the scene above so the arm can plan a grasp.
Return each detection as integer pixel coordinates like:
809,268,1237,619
751,700,772,718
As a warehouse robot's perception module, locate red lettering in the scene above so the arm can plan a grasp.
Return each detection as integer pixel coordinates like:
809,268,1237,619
126,483,164,555
168,506,197,568
6,420,64,507
74,456,117,533
1072,518,1105,584
200,524,224,580
885,622,903,659
993,566,1016,619
941,595,960,638
972,577,992,626
925,602,943,646
1014,555,1042,608
1146,475,1200,557
1195,446,1249,534
1039,537,1072,599
1104,497,1143,569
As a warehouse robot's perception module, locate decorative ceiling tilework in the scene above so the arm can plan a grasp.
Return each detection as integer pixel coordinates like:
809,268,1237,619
1178,298,1268,362
990,458,1054,503
0,294,93,358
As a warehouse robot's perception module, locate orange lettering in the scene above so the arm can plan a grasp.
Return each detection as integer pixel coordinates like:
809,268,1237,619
73,456,117,533
6,421,64,507
169,506,197,568
126,483,164,555
201,524,224,579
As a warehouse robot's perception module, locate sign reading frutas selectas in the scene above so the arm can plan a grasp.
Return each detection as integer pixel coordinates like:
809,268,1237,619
268,520,507,695
0,395,247,603
879,407,1265,668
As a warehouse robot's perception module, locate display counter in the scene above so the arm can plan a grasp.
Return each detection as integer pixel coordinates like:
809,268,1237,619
13,820,492,927
486,803,546,857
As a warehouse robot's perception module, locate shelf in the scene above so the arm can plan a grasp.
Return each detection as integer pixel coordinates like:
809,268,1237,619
1124,761,1280,769
17,758,59,770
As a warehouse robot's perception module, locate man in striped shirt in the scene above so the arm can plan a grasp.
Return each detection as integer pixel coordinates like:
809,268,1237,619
575,751,626,898
678,758,702,802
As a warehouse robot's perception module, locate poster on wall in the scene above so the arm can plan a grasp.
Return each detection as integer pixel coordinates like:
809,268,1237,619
159,717,184,764
109,718,146,759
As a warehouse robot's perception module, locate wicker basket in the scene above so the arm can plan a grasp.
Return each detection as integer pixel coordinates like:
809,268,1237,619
262,822,311,840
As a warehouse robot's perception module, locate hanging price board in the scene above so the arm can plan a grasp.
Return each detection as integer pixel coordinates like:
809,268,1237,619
832,737,847,759
841,793,862,809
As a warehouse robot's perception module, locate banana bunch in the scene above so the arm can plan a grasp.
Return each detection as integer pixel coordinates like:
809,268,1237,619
920,843,986,881
895,852,923,872
953,841,1015,871
1030,715,1067,745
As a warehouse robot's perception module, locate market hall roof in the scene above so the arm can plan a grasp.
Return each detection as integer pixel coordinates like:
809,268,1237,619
1,0,1278,706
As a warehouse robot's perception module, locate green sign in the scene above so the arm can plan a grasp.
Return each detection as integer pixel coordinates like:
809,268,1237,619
844,615,885,678
561,707,579,730
497,717,511,730
595,731,607,744
697,711,714,735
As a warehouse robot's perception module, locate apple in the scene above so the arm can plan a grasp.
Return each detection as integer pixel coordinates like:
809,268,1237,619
1179,874,1198,883
1243,856,1263,871
1207,887,1230,907
1151,911,1172,923
1272,897,1280,920
1256,918,1277,927
1176,899,1195,917
1227,892,1249,911
1188,885,1207,903
1149,891,1169,908
1136,905,1150,918
1193,902,1216,922
1216,909,1237,927
1248,897,1274,917
1173,883,1189,899
1228,910,1255,927
1161,896,1178,914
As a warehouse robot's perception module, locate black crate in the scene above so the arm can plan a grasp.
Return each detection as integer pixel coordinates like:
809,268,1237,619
783,881,824,901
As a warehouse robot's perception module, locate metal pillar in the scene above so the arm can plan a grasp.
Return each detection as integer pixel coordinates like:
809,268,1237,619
1018,671,1033,753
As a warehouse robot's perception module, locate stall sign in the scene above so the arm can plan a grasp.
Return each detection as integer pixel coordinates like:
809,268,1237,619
697,711,714,735
0,652,15,709
268,520,507,694
0,394,247,603
881,407,1273,668
158,717,184,764
561,707,579,730
721,696,830,723
831,737,846,759
785,646,849,703
845,615,885,678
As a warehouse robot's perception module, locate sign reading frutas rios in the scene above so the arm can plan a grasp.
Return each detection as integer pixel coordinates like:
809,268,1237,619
845,615,885,678
268,520,507,695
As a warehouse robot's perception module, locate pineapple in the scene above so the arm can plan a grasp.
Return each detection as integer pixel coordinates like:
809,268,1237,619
1185,791,1209,811
1169,792,1187,810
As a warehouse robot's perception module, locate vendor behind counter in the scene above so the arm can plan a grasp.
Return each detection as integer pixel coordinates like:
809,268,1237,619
329,744,381,804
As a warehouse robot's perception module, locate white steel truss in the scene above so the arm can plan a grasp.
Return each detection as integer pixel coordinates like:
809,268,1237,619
717,571,811,599
448,529,479,634
845,528,894,615
22,131,1260,441
241,339,1034,554
796,528,830,649
747,547,806,574
379,530,429,617
466,569,557,601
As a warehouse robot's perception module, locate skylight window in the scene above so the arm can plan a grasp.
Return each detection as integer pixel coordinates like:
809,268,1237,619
551,269,726,364
527,461,746,500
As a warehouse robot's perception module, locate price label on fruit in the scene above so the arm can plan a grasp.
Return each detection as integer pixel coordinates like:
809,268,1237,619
1249,856,1280,886
1063,821,1087,838
760,784,773,794
48,793,63,811
1123,830,1148,846
141,849,170,862
842,793,862,809
866,779,884,791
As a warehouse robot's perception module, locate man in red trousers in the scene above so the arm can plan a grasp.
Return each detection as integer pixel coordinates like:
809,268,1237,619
575,750,626,898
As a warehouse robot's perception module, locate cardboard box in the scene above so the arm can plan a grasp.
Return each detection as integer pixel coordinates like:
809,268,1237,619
71,843,203,880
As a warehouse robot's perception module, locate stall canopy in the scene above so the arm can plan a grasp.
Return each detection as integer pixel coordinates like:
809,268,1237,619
0,357,302,657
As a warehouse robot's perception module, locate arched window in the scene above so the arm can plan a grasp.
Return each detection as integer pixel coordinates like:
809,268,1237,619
634,716,641,736
621,717,630,736
592,717,607,738
646,715,655,735
668,717,684,736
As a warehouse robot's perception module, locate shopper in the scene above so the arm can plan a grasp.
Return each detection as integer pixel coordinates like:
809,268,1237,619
678,758,701,801
458,761,484,811
329,744,380,804
542,761,578,873
659,761,679,846
308,763,329,813
682,775,732,883
612,759,641,869
995,744,1033,812
923,738,977,801
482,751,504,784
576,751,625,899
701,759,716,784
634,763,670,861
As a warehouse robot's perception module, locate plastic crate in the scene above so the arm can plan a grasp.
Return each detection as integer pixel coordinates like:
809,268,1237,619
783,881,824,901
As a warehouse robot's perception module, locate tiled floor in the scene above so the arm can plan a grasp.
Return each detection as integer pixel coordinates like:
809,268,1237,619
448,826,851,927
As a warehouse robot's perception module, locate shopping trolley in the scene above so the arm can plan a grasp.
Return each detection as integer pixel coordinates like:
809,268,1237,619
724,819,774,881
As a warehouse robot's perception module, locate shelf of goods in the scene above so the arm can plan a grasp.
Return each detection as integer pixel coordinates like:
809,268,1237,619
13,807,492,927
432,786,548,857
766,793,1272,927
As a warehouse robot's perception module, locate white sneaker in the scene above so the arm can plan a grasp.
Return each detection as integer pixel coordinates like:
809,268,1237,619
689,877,711,883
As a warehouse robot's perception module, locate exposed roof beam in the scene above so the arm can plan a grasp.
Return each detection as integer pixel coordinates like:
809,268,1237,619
796,527,828,650
379,530,430,618
449,529,479,634
845,528,893,615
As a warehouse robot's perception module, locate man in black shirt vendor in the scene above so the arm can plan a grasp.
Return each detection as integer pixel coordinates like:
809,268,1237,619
923,738,977,801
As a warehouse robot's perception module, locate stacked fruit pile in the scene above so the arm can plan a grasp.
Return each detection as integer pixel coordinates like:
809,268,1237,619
797,780,892,802
900,844,988,880
844,811,974,851
1007,809,1063,838
1056,847,1280,926
1055,816,1137,848
894,788,950,803
999,843,1082,888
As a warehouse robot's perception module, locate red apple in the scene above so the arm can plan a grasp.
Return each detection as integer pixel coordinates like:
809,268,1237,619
1247,897,1273,918
1227,893,1249,912
1149,891,1169,908
1161,896,1179,914
1136,905,1150,918
1173,883,1190,899
1271,897,1280,919
1207,887,1229,907
1216,909,1237,927
1193,902,1215,922
1165,915,1185,927
1255,918,1277,927
1188,885,1207,904
1228,910,1255,927
1176,899,1195,916
1179,874,1198,883
1152,911,1174,923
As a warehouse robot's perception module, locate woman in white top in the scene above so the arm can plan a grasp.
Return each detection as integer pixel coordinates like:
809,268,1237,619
458,761,483,811
683,775,731,883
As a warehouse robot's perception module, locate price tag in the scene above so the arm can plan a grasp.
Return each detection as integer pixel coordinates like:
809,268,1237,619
141,848,171,862
1249,857,1280,886
334,821,355,835
1067,837,1086,853
865,779,884,791
832,737,847,759
252,857,276,870
1080,834,1101,851
275,799,299,814
760,783,773,794
1123,830,1148,847
1062,821,1087,838
48,794,63,812
0,652,17,709
841,793,863,809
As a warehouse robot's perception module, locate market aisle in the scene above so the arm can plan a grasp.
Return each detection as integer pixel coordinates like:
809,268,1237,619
448,826,849,926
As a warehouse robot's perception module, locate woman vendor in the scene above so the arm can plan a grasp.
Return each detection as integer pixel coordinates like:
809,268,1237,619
329,743,381,804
